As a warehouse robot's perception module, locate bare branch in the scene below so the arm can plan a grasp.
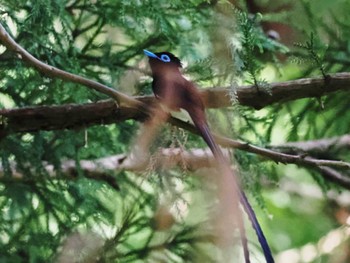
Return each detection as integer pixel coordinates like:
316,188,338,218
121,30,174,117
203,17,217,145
0,23,142,108
201,73,350,110
168,117,350,169
2,145,350,190
316,166,350,189
2,86,350,135
0,148,222,181
269,134,350,156
0,100,147,135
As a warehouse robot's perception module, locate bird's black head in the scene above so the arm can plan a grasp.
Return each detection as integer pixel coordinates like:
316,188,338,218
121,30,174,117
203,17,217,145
143,50,182,68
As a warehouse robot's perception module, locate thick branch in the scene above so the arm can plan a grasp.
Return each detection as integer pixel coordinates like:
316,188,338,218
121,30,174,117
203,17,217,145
2,76,350,134
142,73,350,110
0,100,147,134
227,73,350,110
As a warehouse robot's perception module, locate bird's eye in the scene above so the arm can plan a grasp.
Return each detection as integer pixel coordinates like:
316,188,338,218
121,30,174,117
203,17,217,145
160,54,171,62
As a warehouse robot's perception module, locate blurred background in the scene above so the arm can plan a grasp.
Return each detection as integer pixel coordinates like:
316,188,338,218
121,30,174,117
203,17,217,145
1,0,350,262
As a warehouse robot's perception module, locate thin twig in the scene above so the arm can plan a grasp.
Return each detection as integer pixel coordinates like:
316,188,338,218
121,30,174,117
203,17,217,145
168,117,350,170
316,166,350,189
269,135,350,155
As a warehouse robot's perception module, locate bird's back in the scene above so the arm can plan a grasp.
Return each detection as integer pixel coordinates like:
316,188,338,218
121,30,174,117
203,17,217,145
152,74,205,114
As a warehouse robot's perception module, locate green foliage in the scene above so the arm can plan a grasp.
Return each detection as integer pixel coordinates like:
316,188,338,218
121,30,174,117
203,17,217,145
294,33,327,78
0,0,350,262
234,10,288,87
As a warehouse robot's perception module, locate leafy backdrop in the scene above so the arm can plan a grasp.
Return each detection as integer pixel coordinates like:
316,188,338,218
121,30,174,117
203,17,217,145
0,0,350,262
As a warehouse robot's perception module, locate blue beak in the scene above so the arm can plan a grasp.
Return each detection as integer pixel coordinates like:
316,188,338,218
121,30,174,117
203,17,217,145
143,49,158,59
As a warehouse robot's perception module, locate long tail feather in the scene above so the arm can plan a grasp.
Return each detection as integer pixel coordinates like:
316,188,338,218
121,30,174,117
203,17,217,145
193,117,274,263
237,206,251,263
239,190,274,263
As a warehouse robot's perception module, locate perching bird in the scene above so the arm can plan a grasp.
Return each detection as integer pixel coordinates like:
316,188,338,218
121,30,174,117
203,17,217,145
144,49,274,263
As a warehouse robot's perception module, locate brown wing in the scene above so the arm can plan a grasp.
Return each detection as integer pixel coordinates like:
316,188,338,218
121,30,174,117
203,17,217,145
176,79,205,113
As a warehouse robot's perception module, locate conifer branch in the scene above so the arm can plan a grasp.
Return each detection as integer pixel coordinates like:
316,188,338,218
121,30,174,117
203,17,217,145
0,148,221,180
2,70,350,135
1,145,350,190
0,23,142,109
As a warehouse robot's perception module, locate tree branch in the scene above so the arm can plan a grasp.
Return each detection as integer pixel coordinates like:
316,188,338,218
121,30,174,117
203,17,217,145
269,134,350,156
0,148,222,181
226,73,350,109
0,22,142,109
2,80,350,135
168,117,350,168
2,145,350,190
316,166,350,189
0,100,147,135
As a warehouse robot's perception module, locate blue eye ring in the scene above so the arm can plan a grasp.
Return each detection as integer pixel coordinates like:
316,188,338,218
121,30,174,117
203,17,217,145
160,54,171,62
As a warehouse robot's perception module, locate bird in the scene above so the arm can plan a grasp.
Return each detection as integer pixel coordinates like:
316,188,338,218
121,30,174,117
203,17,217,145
144,49,274,263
